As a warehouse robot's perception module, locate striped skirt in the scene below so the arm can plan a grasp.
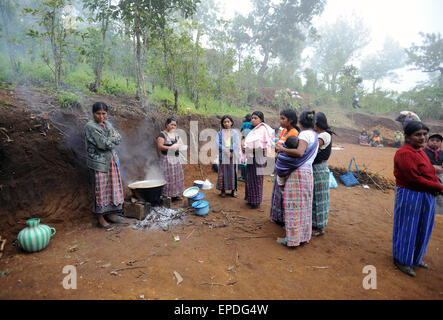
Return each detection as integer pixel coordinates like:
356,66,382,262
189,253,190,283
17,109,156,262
270,179,284,225
216,158,238,191
244,155,265,206
312,163,330,229
91,158,124,216
392,187,436,267
436,174,443,215
160,153,184,197
283,168,314,247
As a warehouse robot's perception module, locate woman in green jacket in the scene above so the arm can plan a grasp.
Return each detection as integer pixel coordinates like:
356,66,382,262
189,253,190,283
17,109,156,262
85,102,124,229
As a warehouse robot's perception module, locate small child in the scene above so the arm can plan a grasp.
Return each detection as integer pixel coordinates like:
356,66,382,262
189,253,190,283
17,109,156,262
276,135,299,187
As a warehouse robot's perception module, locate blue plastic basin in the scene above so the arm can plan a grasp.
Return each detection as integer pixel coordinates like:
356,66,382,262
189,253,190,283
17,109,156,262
192,200,209,216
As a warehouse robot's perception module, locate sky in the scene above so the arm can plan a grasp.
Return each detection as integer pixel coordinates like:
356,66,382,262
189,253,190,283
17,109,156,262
216,0,443,92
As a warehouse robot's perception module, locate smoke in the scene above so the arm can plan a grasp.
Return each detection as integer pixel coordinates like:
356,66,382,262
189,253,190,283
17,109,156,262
115,117,164,185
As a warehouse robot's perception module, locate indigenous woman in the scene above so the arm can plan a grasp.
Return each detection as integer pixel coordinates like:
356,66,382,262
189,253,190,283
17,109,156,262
216,115,240,198
270,109,299,225
85,102,124,229
393,121,443,277
275,111,318,247
244,111,274,209
311,112,334,236
157,117,185,201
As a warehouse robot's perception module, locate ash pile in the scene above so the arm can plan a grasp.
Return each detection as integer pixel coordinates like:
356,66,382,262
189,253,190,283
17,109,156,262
131,206,188,231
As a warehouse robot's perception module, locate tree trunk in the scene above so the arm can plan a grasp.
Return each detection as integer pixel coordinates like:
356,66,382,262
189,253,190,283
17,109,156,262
94,7,109,90
162,28,172,91
190,27,201,101
257,47,270,87
174,88,179,112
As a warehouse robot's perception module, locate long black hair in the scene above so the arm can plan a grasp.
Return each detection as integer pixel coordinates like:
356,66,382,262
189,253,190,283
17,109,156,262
280,109,298,128
315,112,335,135
92,102,108,113
252,111,265,122
404,121,429,137
299,110,315,129
221,115,234,129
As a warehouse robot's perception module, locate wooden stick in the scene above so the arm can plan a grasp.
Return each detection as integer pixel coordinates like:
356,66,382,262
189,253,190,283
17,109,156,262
111,266,147,273
185,229,195,239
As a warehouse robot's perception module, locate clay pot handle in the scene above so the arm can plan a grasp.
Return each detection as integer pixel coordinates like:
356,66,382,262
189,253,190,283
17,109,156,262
50,228,56,237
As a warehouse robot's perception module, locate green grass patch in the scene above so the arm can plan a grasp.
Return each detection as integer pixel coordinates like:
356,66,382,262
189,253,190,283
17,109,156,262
57,90,82,109
97,72,137,96
64,64,94,93
149,87,250,117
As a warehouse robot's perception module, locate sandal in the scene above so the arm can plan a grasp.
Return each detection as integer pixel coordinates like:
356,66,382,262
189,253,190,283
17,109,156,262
312,229,325,237
230,192,238,198
417,262,429,269
277,237,287,246
97,222,114,230
394,259,416,277
219,192,226,198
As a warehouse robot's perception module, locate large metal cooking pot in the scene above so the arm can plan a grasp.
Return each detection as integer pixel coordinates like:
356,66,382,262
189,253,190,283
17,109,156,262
128,179,167,205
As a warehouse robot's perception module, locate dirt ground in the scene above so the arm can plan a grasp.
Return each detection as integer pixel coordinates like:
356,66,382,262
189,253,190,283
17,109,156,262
0,86,442,300
1,144,442,300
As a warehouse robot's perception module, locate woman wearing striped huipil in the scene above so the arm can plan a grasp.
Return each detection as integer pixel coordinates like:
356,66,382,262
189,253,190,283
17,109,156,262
216,115,240,198
85,102,124,230
311,112,334,237
275,111,318,247
270,109,299,226
393,121,443,277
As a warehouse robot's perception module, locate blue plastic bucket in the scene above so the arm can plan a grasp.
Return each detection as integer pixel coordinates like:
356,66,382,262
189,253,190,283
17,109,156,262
192,200,209,216
191,192,205,201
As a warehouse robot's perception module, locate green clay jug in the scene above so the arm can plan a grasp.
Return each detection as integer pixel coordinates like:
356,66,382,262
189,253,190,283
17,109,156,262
17,218,56,253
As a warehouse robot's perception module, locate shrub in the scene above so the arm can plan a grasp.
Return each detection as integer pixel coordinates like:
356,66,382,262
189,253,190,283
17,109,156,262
57,91,82,109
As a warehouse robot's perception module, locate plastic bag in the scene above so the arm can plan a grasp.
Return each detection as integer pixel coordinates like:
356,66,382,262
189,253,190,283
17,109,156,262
329,171,338,189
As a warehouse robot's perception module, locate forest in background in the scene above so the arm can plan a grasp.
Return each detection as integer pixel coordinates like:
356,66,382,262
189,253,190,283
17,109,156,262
0,0,442,119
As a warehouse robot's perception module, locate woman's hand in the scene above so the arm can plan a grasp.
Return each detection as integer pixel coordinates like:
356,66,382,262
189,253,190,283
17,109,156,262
275,144,284,153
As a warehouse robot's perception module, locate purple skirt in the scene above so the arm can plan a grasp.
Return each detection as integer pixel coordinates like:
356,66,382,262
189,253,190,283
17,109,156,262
160,153,185,197
244,154,264,205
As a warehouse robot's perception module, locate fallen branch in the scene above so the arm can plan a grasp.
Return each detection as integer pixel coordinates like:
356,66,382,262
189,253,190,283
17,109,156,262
200,281,237,286
110,266,147,275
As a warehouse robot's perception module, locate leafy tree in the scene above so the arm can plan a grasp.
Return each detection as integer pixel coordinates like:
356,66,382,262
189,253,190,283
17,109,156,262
311,15,370,93
406,32,443,87
360,37,405,93
117,0,199,111
336,64,363,107
82,0,117,91
0,0,20,72
398,86,443,119
24,0,80,88
229,13,251,70
236,0,325,87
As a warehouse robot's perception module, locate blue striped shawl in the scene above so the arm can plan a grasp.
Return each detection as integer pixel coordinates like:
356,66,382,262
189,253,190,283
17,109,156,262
275,136,319,177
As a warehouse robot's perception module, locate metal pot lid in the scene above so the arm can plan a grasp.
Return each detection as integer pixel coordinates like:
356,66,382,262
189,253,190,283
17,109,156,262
128,179,167,189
